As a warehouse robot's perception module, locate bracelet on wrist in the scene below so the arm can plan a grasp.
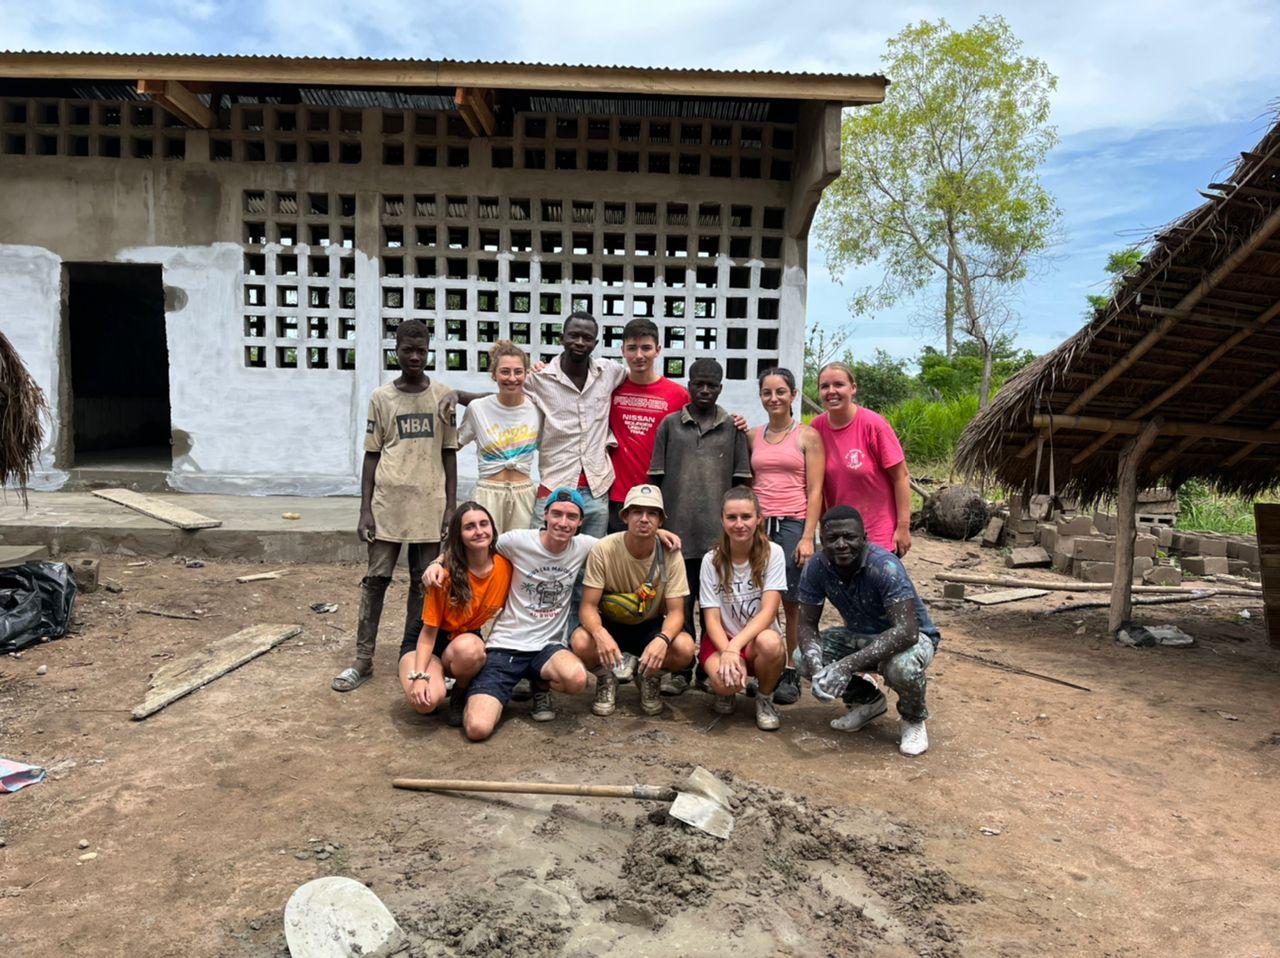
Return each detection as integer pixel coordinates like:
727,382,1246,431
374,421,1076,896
656,632,672,646
407,671,429,682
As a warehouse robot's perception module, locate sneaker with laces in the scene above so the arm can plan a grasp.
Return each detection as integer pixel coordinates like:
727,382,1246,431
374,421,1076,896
613,653,638,684
639,671,664,715
755,695,781,731
830,691,888,732
530,690,556,722
447,689,467,728
899,719,929,756
660,672,690,696
592,669,618,716
772,667,801,705
713,693,736,714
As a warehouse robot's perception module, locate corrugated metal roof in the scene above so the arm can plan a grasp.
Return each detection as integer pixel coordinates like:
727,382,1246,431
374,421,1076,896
0,51,886,104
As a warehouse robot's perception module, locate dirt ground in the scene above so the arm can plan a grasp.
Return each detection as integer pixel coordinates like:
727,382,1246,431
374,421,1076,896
1,533,1278,957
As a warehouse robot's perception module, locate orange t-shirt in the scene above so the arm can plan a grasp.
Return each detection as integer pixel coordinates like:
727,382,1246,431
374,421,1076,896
421,554,513,636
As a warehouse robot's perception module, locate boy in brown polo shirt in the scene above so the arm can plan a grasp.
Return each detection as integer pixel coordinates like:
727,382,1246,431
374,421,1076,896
332,319,457,692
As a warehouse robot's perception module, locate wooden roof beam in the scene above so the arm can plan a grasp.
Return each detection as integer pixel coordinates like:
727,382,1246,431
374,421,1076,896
1031,414,1280,446
1223,413,1280,466
136,79,213,128
454,87,495,137
1017,203,1280,459
1148,367,1280,473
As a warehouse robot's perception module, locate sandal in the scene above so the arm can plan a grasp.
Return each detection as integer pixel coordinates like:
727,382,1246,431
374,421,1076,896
331,666,371,692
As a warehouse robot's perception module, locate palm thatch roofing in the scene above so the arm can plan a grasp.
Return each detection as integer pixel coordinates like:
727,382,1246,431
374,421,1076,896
957,115,1280,503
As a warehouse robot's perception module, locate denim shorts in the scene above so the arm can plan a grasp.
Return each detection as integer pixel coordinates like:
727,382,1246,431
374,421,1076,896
765,516,805,603
468,644,568,705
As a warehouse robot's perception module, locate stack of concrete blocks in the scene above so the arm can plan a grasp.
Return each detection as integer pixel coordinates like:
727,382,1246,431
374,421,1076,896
1044,515,1166,584
1135,487,1179,531
1169,531,1261,579
982,493,1078,550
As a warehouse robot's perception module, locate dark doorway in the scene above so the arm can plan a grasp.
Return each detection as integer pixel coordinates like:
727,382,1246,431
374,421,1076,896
66,263,171,467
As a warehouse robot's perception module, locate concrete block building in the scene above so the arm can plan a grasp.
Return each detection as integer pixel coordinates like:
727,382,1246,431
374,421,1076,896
0,53,884,495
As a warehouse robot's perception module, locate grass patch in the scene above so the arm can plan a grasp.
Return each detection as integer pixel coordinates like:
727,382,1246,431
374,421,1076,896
1176,480,1276,534
883,394,980,464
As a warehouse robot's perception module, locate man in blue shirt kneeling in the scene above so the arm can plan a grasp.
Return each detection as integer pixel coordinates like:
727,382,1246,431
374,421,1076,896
796,505,941,756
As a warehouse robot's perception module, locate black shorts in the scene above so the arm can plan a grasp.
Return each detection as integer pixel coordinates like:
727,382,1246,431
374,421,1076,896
468,645,568,706
399,629,452,662
601,617,666,656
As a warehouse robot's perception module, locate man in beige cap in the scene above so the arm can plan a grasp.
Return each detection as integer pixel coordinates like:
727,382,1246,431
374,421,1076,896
571,483,695,716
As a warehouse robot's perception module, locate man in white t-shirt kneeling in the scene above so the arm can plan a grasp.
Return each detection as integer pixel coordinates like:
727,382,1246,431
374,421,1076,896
426,488,593,742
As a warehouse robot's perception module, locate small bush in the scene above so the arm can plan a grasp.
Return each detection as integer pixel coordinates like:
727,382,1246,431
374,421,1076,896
1176,480,1276,534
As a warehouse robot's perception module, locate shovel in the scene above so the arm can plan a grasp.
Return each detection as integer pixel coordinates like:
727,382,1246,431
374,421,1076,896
392,765,736,839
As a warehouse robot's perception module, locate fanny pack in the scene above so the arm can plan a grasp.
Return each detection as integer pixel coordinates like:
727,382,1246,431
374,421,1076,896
600,541,666,625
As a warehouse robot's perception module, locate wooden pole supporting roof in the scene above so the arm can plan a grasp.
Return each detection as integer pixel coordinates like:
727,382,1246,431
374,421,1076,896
1110,420,1162,633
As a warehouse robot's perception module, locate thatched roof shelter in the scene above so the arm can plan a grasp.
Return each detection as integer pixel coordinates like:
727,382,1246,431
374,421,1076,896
957,116,1280,505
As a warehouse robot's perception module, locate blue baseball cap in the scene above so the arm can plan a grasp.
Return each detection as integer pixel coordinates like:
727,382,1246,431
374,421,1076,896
545,487,586,516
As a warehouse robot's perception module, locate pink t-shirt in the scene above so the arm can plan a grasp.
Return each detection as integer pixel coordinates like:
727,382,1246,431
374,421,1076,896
609,376,690,501
811,407,905,550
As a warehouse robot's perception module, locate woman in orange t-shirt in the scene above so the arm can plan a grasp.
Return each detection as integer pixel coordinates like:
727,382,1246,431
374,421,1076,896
400,501,512,725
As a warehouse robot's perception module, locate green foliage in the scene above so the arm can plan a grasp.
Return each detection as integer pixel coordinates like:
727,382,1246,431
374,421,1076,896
816,16,1060,316
1176,480,1272,534
918,337,1036,397
882,394,981,463
1084,246,1145,320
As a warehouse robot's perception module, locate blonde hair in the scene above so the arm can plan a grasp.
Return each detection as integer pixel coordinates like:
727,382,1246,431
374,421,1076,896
818,361,856,386
712,487,771,596
488,340,529,376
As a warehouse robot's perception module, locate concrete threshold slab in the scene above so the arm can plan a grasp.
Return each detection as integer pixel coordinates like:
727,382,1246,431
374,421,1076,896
0,491,365,562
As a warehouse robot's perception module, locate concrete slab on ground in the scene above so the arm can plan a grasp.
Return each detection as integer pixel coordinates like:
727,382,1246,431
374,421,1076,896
0,491,364,562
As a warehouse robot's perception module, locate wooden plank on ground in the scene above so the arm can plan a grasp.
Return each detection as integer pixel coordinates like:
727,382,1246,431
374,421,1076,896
92,488,222,530
0,545,49,568
131,623,301,720
966,588,1050,606
236,569,286,583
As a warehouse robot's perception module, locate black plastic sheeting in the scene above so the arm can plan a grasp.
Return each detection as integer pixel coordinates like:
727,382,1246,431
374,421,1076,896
0,561,77,654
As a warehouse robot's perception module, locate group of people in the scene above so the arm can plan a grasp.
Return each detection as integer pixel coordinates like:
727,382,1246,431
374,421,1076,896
330,312,940,757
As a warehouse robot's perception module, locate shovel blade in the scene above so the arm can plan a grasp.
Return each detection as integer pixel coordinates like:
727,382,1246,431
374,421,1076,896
670,792,735,840
682,766,735,807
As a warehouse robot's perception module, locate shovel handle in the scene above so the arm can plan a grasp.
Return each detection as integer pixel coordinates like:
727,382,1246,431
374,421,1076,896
392,777,677,802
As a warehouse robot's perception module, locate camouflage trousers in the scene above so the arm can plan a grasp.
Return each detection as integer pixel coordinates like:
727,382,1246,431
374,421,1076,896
820,628,935,722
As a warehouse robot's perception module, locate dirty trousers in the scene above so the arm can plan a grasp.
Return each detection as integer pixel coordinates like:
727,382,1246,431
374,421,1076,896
355,539,439,664
820,627,935,722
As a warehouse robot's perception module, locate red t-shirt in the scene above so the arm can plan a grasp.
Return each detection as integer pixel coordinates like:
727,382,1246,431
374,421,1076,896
811,407,906,550
609,377,690,501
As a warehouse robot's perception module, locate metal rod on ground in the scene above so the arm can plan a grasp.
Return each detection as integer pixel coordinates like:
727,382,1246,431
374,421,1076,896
935,572,1260,597
940,648,1091,692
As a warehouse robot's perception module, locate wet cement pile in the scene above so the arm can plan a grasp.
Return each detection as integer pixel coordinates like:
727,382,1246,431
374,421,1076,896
387,772,978,958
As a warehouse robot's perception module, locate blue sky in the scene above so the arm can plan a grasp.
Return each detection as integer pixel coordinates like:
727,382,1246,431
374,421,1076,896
4,0,1279,362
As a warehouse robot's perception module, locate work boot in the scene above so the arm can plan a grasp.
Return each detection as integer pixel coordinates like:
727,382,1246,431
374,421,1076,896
614,653,638,684
660,671,690,696
713,693,736,714
899,719,929,756
511,678,532,701
772,667,801,705
640,671,664,715
531,689,556,722
447,689,466,728
831,691,888,732
755,695,781,731
592,668,618,716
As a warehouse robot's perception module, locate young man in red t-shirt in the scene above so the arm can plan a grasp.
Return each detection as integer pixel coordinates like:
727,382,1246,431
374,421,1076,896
606,318,690,533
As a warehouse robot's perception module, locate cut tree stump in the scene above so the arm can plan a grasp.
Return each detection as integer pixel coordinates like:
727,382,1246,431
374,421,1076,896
922,485,991,540
132,624,301,719
92,488,222,530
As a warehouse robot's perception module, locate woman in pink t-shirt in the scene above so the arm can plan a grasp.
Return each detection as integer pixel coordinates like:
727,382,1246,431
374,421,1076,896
810,361,913,556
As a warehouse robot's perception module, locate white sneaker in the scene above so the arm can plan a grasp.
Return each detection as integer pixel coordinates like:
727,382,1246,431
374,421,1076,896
755,695,781,731
593,669,618,716
899,719,928,756
613,653,638,683
830,692,887,732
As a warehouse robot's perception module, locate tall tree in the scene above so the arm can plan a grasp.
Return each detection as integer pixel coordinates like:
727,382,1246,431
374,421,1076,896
816,16,1061,407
